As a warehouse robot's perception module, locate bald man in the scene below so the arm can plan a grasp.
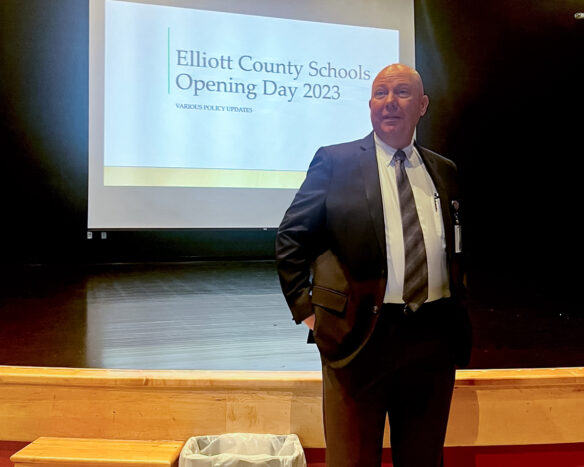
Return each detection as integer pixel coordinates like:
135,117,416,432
276,64,472,467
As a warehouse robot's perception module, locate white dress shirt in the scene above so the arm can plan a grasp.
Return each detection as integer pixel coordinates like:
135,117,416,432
374,133,450,304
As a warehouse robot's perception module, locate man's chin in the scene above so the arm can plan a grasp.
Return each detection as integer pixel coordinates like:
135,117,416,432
379,127,399,140
379,121,401,134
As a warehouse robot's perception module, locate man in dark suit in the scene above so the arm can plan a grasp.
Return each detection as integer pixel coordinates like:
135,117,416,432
275,64,471,467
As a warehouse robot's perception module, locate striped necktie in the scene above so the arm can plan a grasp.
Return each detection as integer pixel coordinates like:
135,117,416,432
393,149,428,313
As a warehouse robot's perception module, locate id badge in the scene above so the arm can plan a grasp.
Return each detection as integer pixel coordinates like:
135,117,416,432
451,200,462,253
455,225,462,253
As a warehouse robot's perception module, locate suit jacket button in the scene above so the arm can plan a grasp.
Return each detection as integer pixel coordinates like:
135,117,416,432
372,305,379,314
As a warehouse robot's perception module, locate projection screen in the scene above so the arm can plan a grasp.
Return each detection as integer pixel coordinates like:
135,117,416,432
88,0,415,229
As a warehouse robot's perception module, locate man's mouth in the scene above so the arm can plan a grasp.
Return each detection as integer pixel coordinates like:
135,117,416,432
382,115,401,122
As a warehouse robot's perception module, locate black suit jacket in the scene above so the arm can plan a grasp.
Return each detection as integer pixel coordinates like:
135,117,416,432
276,132,471,368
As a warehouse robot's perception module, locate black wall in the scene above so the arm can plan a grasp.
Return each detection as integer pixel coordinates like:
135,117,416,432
415,0,582,299
1,0,582,280
1,1,89,263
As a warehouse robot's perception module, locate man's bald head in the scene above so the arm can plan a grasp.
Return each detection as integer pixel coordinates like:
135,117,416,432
369,64,429,148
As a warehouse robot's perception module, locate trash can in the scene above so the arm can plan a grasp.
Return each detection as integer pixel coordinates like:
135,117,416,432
179,433,306,467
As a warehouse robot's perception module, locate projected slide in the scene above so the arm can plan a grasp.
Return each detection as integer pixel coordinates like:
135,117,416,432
104,1,399,189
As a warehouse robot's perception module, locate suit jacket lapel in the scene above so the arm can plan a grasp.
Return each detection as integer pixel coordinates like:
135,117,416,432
358,132,386,258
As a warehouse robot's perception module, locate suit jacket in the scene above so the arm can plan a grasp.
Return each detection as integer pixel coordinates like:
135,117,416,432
276,132,471,368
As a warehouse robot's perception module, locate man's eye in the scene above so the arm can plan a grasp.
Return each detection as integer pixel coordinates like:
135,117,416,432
374,90,387,98
396,89,411,97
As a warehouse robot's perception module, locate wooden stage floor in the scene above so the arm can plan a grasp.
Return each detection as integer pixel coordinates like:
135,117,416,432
1,260,583,370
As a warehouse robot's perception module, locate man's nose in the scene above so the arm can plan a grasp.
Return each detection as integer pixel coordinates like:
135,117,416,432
384,92,397,108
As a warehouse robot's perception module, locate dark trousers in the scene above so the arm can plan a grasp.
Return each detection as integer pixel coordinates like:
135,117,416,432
322,299,456,467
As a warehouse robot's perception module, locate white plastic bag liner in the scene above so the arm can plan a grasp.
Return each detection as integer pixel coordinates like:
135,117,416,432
179,433,306,467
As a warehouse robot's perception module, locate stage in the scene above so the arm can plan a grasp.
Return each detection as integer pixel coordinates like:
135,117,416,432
1,260,584,465
1,260,583,371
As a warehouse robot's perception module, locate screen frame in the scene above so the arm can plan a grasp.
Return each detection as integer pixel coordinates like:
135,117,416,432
88,0,416,230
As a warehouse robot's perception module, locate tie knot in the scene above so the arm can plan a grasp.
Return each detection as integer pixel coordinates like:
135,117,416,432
393,149,406,162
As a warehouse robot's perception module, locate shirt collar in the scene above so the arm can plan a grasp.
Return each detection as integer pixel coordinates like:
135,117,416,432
373,132,418,166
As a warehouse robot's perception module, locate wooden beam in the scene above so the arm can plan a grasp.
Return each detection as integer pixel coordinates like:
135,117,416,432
1,366,583,447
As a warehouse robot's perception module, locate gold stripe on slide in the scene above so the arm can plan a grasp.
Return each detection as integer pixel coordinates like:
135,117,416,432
104,166,306,189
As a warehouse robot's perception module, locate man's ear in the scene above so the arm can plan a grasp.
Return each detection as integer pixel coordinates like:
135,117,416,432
420,95,429,116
